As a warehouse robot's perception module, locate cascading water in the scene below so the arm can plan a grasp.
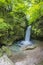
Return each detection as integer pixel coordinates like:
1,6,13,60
25,26,31,41
10,25,35,52
18,26,32,46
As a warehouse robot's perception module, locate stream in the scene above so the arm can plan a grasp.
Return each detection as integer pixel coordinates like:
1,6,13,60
9,40,43,65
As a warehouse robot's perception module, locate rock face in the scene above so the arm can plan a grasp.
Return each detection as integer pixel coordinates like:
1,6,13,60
0,54,14,65
31,16,43,40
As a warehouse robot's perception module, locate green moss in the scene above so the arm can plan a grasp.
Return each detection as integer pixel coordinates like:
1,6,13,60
2,46,12,56
0,48,3,57
36,61,43,65
31,16,43,39
0,18,10,31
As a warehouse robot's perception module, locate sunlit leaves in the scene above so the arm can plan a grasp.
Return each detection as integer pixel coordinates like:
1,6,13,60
0,0,5,3
12,0,28,13
25,2,43,25
26,4,40,25
0,18,10,31
39,2,43,16
11,0,43,25
0,0,43,26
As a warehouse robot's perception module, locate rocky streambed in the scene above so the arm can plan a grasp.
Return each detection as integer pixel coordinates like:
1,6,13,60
0,41,43,65
10,41,43,65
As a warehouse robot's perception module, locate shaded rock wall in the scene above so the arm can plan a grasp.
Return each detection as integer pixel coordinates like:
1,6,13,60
31,16,43,40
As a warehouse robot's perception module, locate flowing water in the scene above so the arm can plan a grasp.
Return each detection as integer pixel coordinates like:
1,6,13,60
20,26,32,46
25,26,31,41
10,26,32,51
10,26,41,52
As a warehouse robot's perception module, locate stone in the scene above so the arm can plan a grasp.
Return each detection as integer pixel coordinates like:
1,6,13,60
0,54,14,65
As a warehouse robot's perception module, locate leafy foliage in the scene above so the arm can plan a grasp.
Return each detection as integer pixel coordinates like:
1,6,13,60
0,0,43,44
31,16,43,39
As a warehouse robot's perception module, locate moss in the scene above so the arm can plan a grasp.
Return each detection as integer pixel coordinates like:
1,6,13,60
2,46,12,56
0,48,3,57
31,16,43,40
0,12,26,45
36,61,43,65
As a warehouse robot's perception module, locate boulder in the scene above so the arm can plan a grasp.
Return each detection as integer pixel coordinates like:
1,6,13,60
0,54,14,65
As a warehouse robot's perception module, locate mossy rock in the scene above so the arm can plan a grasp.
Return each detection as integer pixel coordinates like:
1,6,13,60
0,48,3,57
2,46,12,56
31,16,43,40
0,11,26,45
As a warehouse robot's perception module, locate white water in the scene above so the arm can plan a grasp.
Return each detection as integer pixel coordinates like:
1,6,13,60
20,26,32,46
25,26,31,41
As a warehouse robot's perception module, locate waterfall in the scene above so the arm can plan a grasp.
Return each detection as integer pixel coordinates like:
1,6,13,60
25,26,31,41
18,25,32,46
